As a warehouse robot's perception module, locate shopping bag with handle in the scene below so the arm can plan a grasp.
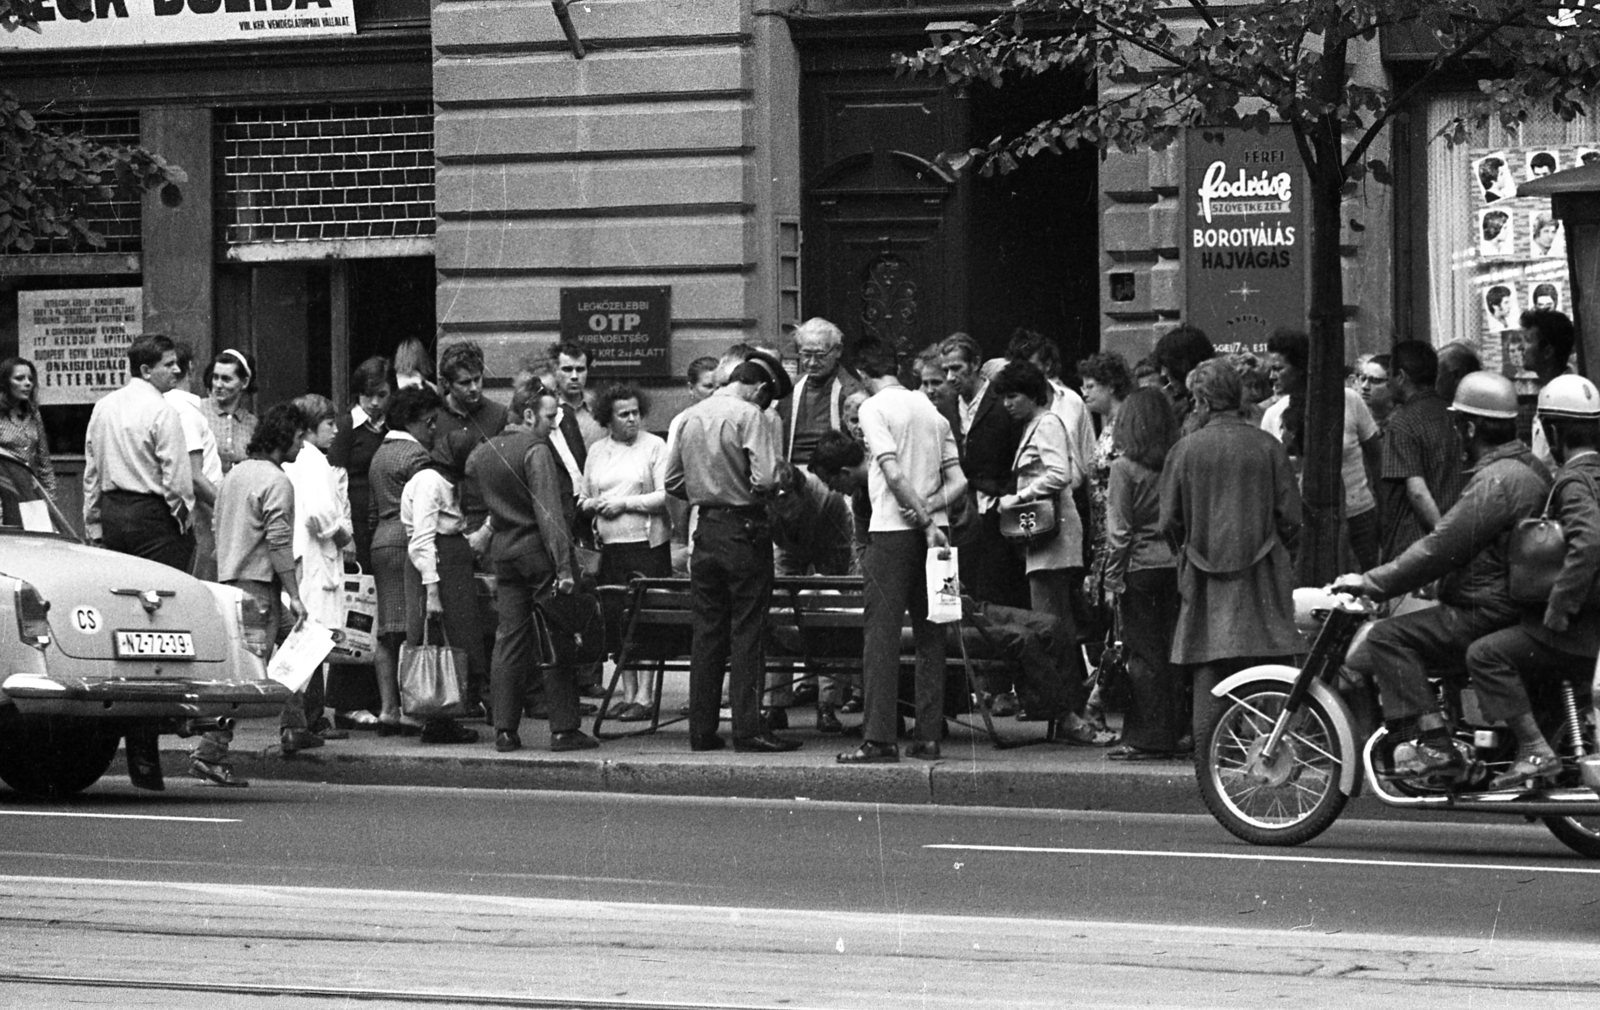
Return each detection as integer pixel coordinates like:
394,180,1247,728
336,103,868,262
398,621,468,720
925,547,962,624
329,562,379,664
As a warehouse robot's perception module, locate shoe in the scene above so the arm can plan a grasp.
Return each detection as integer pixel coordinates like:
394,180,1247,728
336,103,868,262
764,708,789,731
551,730,600,752
907,741,942,761
310,718,349,741
419,721,479,745
280,728,325,754
1107,743,1175,762
189,759,248,788
734,732,802,753
581,684,608,699
690,734,727,752
618,702,653,722
1054,716,1117,747
578,702,598,716
817,707,844,734
792,682,819,706
989,691,1020,717
837,741,898,764
376,716,423,737
494,730,522,753
1490,750,1562,790
336,709,380,730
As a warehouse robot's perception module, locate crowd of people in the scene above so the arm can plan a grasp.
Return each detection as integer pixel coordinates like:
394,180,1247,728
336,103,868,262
32,300,1594,780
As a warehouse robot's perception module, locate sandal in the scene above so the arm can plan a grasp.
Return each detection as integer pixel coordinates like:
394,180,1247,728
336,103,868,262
618,702,653,722
1107,743,1176,762
1490,751,1563,790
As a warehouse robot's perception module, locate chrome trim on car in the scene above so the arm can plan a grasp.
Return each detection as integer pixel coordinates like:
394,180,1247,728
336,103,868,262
2,673,289,718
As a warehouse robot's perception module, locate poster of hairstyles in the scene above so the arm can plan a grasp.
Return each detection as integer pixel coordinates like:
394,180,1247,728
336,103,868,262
1528,280,1563,312
1580,148,1600,167
1484,284,1518,330
1474,151,1518,203
1477,207,1515,257
1529,211,1565,257
1526,149,1561,180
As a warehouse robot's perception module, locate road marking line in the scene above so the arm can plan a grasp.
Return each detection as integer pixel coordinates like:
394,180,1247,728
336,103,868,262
0,810,238,824
923,843,1600,875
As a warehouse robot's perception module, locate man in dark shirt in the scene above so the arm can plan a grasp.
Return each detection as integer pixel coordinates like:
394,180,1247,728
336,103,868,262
435,340,509,531
1379,341,1466,562
466,382,595,754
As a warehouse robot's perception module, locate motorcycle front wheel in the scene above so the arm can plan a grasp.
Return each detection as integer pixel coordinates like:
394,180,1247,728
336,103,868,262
1197,682,1348,847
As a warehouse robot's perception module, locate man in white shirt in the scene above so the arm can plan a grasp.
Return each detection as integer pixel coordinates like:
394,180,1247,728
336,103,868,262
837,340,968,765
164,343,223,579
83,334,195,572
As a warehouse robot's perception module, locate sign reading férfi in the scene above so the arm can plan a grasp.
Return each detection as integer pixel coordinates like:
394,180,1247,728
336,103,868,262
17,288,142,405
1184,125,1308,349
559,286,672,379
0,0,355,50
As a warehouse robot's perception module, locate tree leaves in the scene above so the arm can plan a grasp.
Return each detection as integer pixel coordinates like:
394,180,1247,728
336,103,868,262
0,89,186,254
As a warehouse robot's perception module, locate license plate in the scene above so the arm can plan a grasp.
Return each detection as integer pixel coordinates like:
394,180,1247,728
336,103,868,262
114,630,195,659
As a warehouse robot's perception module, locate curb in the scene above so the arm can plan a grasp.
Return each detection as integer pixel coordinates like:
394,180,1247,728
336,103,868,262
119,747,1212,814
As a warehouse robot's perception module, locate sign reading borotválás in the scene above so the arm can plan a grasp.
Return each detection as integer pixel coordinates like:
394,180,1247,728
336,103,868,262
0,0,355,50
560,287,672,378
17,288,142,405
1183,125,1307,353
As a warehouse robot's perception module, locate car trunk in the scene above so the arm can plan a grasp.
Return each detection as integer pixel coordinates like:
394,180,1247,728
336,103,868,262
0,537,229,663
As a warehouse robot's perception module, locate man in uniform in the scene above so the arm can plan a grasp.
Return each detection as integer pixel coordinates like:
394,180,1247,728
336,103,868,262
665,350,799,753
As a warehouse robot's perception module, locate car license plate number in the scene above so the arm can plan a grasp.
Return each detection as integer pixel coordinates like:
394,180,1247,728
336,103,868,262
114,631,195,659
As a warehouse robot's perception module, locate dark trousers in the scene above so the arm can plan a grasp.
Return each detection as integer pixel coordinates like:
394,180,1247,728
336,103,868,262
688,509,772,741
1345,603,1509,722
1119,567,1184,751
862,529,946,744
1347,507,1381,573
1467,624,1591,724
101,490,194,573
490,554,582,734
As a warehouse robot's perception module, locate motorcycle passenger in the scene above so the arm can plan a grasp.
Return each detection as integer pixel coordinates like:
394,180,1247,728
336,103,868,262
1336,372,1551,776
1465,375,1600,788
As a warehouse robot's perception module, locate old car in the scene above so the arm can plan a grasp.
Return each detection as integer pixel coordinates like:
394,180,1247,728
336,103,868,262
0,450,286,797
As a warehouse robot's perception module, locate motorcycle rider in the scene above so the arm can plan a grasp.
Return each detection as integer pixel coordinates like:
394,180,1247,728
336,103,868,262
1336,372,1551,777
1465,375,1600,787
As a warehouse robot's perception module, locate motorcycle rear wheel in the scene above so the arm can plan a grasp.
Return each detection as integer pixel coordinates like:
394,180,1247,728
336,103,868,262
1544,816,1600,859
1198,682,1347,847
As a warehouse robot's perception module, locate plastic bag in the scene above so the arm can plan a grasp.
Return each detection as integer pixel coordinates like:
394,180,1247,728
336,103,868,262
267,619,336,694
925,547,962,625
329,564,378,664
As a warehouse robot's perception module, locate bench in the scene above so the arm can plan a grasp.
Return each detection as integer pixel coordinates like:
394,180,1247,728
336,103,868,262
591,575,1051,748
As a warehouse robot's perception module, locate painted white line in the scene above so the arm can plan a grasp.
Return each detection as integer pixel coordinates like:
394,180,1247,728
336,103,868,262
923,843,1600,875
0,810,238,824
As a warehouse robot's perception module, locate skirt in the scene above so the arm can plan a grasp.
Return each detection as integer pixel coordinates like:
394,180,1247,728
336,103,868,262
371,519,411,636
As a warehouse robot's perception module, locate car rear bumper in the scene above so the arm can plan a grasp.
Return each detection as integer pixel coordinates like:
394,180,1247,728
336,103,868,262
2,673,289,719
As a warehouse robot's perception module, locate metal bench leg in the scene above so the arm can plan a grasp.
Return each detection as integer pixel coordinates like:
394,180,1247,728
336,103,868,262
955,619,1008,749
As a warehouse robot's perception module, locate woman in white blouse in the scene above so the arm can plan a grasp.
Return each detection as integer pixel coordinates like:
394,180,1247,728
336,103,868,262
580,384,669,721
400,427,485,745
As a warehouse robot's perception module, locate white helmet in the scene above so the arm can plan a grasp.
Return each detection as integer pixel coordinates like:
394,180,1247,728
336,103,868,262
1537,374,1600,419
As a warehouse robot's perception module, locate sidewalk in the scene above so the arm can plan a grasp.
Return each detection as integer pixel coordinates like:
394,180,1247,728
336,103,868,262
135,698,1208,813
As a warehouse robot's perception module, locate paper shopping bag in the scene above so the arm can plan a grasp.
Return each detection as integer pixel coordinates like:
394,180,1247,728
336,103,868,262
925,547,962,624
266,619,337,694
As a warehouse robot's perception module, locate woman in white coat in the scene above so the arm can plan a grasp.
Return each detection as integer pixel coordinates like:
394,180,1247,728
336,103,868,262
283,393,353,741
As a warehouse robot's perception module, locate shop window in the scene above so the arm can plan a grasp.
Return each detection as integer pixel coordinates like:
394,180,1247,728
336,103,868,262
215,103,435,254
31,112,142,255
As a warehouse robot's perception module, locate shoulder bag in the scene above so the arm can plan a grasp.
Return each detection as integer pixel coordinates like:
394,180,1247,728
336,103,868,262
999,415,1061,547
1508,467,1595,604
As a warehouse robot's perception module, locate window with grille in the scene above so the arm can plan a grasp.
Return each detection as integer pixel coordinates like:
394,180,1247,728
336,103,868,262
216,102,434,251
33,112,142,255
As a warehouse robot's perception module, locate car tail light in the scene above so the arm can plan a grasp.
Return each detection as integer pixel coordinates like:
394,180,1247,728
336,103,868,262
14,579,50,648
237,592,271,658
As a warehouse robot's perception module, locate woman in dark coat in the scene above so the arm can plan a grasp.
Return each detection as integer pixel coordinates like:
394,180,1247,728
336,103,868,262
1160,359,1304,741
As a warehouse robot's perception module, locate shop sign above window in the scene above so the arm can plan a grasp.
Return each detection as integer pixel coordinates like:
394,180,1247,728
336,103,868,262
560,287,673,379
0,0,356,50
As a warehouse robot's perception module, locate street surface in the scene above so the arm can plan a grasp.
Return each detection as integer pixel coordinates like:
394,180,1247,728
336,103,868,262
1,782,1597,1008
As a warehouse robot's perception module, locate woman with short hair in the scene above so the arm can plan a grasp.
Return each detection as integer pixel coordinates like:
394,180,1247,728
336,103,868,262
0,356,56,501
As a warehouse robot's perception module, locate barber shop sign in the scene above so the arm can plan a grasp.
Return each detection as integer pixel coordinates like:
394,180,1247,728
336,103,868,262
1184,125,1308,353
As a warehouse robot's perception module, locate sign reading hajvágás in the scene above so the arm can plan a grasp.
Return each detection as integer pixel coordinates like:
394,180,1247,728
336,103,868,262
560,286,672,378
17,288,142,405
1184,125,1307,353
0,0,355,50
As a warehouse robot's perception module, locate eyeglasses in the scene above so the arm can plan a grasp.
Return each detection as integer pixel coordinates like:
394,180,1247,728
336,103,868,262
796,348,838,363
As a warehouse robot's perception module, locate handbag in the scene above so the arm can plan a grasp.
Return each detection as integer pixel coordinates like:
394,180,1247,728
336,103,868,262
538,580,608,665
999,496,1060,546
1508,470,1590,603
397,621,469,720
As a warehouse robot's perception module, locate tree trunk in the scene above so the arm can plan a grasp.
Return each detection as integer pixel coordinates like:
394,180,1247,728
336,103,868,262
1299,148,1348,587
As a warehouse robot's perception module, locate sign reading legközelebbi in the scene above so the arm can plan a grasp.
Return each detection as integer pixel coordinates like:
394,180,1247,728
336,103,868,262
17,288,142,405
560,287,672,378
0,0,355,50
1184,125,1307,354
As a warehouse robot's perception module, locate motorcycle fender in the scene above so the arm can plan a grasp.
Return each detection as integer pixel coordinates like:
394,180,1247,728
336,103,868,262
1212,665,1361,798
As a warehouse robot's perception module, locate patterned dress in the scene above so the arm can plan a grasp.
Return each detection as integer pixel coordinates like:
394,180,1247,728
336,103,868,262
0,410,56,500
200,399,257,475
1087,412,1119,591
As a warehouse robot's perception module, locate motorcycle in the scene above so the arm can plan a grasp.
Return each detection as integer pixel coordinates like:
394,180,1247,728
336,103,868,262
1196,587,1600,858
